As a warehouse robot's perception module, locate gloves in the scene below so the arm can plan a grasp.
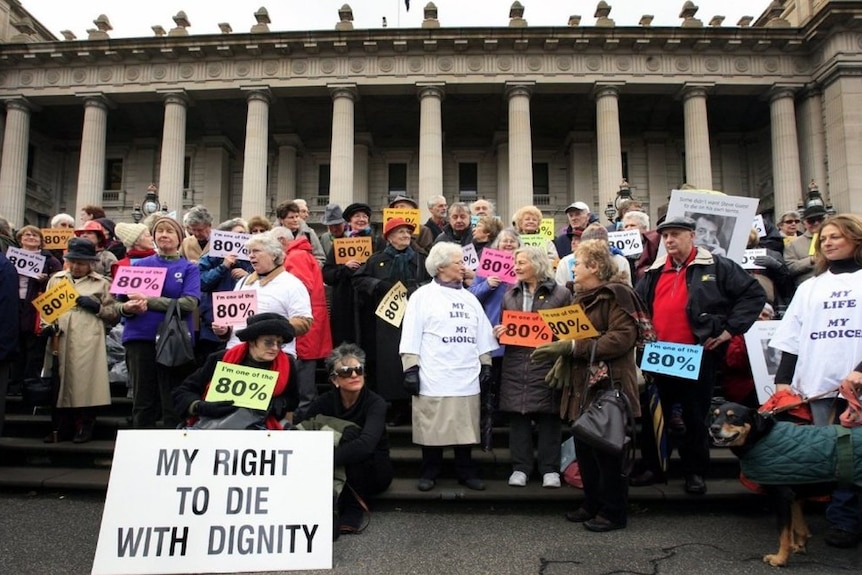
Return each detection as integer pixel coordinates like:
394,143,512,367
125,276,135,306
41,324,57,337
403,366,420,396
544,356,573,389
479,365,492,389
754,255,783,271
269,396,290,420
531,339,574,364
76,295,101,314
196,400,237,418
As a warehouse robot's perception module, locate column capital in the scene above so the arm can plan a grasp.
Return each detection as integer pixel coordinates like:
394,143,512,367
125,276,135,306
591,82,624,100
505,82,534,100
328,83,358,101
679,83,714,101
242,86,273,104
767,84,803,104
355,132,374,148
1,97,39,114
416,82,445,100
158,90,190,108
273,133,303,149
76,93,114,110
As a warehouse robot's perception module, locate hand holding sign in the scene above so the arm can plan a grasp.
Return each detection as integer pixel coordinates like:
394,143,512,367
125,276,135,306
205,361,277,410
499,311,553,347
212,291,257,327
32,278,78,321
333,237,373,264
476,248,517,283
538,304,599,340
461,244,479,271
111,266,167,297
6,246,46,279
209,229,251,260
607,229,643,257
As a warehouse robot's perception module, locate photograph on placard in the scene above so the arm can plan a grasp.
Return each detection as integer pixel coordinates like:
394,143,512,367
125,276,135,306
742,320,781,404
760,338,782,376
685,211,733,258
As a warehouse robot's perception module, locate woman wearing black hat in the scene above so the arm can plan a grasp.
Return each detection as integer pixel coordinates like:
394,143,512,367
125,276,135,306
41,238,119,443
173,312,299,430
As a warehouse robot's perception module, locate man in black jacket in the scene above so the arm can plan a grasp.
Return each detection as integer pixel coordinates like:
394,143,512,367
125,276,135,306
633,216,765,495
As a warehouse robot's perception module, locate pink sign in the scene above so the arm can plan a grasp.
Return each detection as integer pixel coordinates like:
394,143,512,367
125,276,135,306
211,290,258,327
110,266,167,297
476,248,517,283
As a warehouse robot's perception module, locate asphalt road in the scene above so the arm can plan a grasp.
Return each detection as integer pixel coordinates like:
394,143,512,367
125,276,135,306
1,489,859,574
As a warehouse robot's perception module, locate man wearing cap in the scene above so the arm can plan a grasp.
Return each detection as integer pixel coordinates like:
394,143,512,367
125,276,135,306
633,216,765,495
319,203,346,257
785,205,828,288
276,200,326,267
389,195,434,254
555,201,598,258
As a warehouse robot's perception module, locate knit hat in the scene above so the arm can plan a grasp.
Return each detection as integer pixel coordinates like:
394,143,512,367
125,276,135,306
580,225,609,243
150,216,185,242
115,222,148,249
236,312,296,343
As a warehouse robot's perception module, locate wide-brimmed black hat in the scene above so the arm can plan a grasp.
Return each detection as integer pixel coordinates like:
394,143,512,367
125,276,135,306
236,312,295,343
802,204,827,220
64,237,100,261
342,202,372,221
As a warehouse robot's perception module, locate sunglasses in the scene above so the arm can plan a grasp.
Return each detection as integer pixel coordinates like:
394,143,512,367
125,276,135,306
259,337,284,349
333,365,364,378
805,216,824,224
782,219,800,224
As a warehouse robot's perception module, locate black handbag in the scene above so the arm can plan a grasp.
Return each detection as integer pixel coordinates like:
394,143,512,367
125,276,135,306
154,299,195,367
570,341,636,469
22,377,53,407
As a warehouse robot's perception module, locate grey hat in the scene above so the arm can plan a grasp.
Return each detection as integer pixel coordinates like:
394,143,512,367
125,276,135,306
322,203,345,226
64,237,100,261
388,195,419,209
656,216,697,233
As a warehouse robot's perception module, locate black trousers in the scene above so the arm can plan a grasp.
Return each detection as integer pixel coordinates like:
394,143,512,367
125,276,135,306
575,438,628,525
508,413,561,475
125,341,194,429
420,445,478,481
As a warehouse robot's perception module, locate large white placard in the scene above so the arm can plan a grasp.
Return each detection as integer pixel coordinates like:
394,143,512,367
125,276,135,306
743,320,782,405
663,190,760,264
92,430,333,574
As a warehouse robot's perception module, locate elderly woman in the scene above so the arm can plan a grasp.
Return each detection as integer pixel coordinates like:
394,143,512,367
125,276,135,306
493,246,571,488
512,205,559,262
556,224,632,289
13,225,62,394
42,238,118,443
215,232,312,358
532,240,642,532
770,213,862,548
119,216,200,429
297,343,393,535
74,220,118,277
400,242,498,491
179,204,213,263
353,217,430,424
173,312,298,430
471,215,503,260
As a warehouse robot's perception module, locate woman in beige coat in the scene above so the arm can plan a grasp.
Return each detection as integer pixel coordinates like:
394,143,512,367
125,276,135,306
42,238,118,443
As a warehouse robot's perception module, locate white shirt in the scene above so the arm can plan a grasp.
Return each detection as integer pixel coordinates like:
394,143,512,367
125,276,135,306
400,281,498,397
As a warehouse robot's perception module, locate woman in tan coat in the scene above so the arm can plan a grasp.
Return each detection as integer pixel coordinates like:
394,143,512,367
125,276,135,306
42,238,118,443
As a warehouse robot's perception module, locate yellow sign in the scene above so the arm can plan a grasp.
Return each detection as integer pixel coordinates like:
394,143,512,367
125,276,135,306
383,208,421,237
808,233,818,257
205,361,278,410
520,233,546,247
32,278,79,322
540,218,555,241
538,304,599,341
375,281,408,328
333,236,374,264
40,228,76,250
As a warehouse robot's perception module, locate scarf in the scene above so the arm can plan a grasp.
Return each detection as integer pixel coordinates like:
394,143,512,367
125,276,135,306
243,265,284,288
384,244,415,282
217,343,291,430
434,277,463,289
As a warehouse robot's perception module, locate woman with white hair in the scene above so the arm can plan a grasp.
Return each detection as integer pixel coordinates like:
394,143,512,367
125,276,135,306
399,242,498,492
214,232,313,359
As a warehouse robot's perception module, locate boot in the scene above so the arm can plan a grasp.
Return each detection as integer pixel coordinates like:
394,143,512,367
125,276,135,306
73,418,95,443
44,411,75,443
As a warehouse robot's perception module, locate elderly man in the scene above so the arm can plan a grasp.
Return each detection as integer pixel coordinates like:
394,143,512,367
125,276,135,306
785,204,827,287
179,204,211,263
622,210,661,283
424,195,448,239
433,202,473,247
633,216,765,495
554,201,597,257
691,213,726,257
293,198,311,221
276,200,326,266
318,203,346,257
469,199,495,217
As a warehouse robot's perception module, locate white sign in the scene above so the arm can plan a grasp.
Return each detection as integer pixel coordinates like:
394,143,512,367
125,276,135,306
92,430,333,574
663,190,760,264
6,246,46,279
753,214,766,238
607,229,643,257
461,244,479,271
741,248,766,270
744,320,782,405
209,229,251,261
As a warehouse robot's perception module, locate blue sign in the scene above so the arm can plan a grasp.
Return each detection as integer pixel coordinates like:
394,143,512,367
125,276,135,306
640,341,704,380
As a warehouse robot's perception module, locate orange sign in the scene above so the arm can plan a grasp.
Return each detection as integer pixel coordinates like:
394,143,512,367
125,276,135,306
499,310,554,348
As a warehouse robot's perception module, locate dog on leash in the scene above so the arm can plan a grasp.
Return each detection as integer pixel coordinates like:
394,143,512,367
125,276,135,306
709,402,862,567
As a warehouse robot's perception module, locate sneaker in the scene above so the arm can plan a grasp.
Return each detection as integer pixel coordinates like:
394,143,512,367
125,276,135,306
508,470,528,487
542,472,561,488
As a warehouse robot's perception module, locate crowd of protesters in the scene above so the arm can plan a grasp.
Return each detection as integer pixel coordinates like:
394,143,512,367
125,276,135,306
0,193,860,546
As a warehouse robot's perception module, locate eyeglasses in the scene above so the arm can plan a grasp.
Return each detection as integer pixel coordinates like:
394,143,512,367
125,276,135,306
259,338,284,349
251,228,267,233
805,216,824,224
332,365,364,378
782,219,800,224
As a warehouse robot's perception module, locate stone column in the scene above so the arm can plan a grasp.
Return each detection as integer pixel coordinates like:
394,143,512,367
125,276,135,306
157,92,188,220
0,99,33,227
201,136,235,223
328,85,356,209
769,87,803,217
241,89,271,218
646,136,670,224
494,132,510,222
354,133,371,205
797,88,827,204
567,134,595,209
74,95,110,219
594,84,624,212
682,85,713,190
506,83,534,212
274,134,301,207
417,83,445,218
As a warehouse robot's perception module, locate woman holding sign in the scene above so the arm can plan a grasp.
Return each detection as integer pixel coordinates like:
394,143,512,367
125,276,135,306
353,218,430,425
41,238,118,443
531,240,644,531
492,245,571,488
512,205,559,262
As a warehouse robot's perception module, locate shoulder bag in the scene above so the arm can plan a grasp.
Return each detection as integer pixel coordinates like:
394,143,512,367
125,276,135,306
155,299,195,367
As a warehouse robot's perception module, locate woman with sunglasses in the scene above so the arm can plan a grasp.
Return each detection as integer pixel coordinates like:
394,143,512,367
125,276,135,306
173,312,299,430
296,343,393,536
786,205,828,289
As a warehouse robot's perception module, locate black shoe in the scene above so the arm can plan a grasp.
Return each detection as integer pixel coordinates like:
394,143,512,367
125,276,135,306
825,527,860,549
417,478,436,492
629,469,664,487
458,478,486,491
73,421,94,444
584,516,626,532
684,474,707,495
565,508,595,523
